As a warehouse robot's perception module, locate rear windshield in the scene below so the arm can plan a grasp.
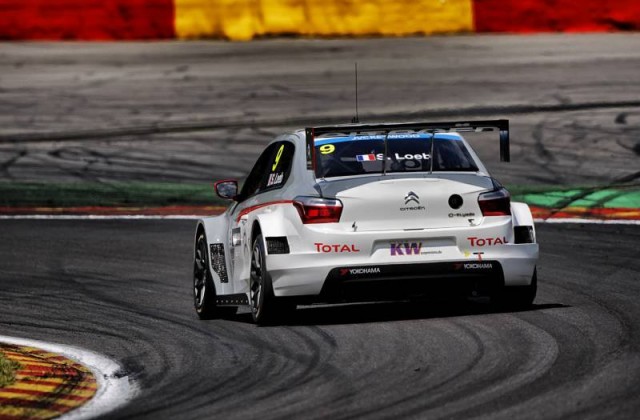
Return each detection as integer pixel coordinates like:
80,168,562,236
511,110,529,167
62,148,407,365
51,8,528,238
314,133,478,178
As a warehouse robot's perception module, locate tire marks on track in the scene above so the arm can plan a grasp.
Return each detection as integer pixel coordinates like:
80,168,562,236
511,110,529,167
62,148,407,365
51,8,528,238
0,221,639,419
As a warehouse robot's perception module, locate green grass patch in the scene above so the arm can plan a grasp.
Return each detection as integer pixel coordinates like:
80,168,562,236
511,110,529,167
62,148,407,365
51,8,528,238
0,181,226,207
0,350,21,387
508,184,640,209
0,181,637,209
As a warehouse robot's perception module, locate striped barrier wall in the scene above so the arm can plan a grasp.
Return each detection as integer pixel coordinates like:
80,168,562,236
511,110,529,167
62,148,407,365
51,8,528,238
0,0,639,40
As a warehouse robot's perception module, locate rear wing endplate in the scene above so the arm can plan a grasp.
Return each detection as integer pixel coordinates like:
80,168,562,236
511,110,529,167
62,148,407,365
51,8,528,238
305,119,510,170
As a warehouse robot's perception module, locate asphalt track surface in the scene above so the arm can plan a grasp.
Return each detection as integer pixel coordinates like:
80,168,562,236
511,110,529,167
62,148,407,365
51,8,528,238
0,220,639,419
1,34,639,186
1,34,640,419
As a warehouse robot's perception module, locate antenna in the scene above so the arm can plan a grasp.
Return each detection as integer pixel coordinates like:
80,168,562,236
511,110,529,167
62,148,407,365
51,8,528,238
352,62,359,123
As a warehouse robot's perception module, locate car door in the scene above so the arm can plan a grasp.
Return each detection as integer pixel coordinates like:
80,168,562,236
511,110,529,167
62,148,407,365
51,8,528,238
228,141,296,292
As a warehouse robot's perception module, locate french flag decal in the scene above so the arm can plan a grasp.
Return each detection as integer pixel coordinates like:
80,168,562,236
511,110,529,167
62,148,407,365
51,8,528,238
356,154,377,162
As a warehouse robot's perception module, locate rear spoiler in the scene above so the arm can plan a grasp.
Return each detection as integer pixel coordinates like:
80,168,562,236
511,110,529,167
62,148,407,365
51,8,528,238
304,119,510,170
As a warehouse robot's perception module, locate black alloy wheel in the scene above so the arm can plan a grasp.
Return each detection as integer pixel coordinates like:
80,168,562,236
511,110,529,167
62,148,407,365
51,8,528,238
194,232,218,319
250,234,277,325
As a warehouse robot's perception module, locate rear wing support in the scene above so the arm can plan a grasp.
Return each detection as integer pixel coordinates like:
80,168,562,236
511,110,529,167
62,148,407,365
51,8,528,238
305,119,510,170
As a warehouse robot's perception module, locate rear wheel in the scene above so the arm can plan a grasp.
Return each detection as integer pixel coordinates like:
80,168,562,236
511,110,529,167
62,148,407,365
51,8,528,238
194,232,219,319
250,234,293,325
492,268,537,310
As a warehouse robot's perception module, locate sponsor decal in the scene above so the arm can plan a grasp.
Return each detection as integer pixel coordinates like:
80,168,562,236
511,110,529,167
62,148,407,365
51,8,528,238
401,205,426,212
356,152,431,162
464,263,493,269
454,262,494,270
319,144,335,155
390,242,443,256
467,236,508,246
267,172,284,187
400,191,426,212
272,144,285,171
473,251,484,261
422,250,443,255
340,267,381,276
396,152,431,161
356,153,378,162
449,212,476,218
404,191,419,205
391,242,422,256
315,243,360,253
317,130,464,140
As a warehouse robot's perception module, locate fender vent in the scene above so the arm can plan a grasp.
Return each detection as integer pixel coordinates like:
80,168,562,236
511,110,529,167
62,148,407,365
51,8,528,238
210,244,229,283
266,237,290,254
514,226,535,244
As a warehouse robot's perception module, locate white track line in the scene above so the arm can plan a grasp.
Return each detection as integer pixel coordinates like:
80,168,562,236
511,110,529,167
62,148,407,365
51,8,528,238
0,214,639,224
0,214,202,220
533,217,640,225
0,335,138,419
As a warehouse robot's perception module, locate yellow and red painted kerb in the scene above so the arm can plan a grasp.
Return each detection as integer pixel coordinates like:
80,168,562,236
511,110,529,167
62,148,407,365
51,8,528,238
0,344,97,419
0,0,639,41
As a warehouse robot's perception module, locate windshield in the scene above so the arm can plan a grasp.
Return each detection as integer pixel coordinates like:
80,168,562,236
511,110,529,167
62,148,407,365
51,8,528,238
314,133,478,178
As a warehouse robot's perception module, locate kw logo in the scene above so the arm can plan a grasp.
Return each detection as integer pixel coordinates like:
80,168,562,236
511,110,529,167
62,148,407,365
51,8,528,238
404,191,419,205
390,242,422,256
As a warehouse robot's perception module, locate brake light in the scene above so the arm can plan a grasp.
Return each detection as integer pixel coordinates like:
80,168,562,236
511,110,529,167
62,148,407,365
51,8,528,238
478,188,511,216
293,196,343,224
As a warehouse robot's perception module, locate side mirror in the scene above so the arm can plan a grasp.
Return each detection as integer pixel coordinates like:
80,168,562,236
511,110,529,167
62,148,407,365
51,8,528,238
214,180,238,200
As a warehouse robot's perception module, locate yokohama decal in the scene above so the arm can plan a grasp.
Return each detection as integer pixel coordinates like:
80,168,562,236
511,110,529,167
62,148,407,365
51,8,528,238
339,267,381,276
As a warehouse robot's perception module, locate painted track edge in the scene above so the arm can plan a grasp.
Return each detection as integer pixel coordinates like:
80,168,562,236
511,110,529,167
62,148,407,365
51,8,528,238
0,335,138,420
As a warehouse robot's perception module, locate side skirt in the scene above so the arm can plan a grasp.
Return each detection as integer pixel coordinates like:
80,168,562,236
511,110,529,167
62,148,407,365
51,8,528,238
216,293,249,306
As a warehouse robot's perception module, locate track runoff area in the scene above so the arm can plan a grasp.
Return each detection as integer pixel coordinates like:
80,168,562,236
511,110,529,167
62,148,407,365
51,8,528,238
0,187,638,224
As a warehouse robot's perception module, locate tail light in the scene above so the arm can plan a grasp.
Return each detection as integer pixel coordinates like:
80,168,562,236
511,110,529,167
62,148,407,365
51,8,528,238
293,196,343,224
478,188,511,216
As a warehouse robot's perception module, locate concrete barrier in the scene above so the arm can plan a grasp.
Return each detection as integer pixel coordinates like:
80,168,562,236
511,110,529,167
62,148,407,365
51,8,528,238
0,0,638,40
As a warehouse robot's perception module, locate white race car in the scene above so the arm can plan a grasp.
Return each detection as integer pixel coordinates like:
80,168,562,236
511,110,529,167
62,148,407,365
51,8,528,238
194,120,538,324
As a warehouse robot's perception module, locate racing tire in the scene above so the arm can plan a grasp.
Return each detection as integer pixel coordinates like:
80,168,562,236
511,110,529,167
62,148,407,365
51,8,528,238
194,232,223,319
492,268,537,310
250,234,283,325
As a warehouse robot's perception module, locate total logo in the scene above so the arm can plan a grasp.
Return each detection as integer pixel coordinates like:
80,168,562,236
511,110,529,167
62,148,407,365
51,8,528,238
339,267,381,276
467,236,508,247
315,243,360,253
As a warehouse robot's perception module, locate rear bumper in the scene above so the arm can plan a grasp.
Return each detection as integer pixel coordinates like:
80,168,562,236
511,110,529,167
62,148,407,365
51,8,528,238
267,243,538,298
319,261,503,302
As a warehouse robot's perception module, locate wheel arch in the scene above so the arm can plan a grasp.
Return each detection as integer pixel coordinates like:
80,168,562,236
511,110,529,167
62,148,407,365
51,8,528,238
251,211,290,247
511,201,537,242
511,201,535,227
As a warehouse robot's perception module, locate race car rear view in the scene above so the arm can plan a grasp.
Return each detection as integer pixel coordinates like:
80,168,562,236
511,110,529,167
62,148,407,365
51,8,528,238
194,119,539,324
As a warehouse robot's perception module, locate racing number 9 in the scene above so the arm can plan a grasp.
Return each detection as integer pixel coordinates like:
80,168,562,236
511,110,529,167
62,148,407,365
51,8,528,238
319,144,335,155
272,144,285,171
